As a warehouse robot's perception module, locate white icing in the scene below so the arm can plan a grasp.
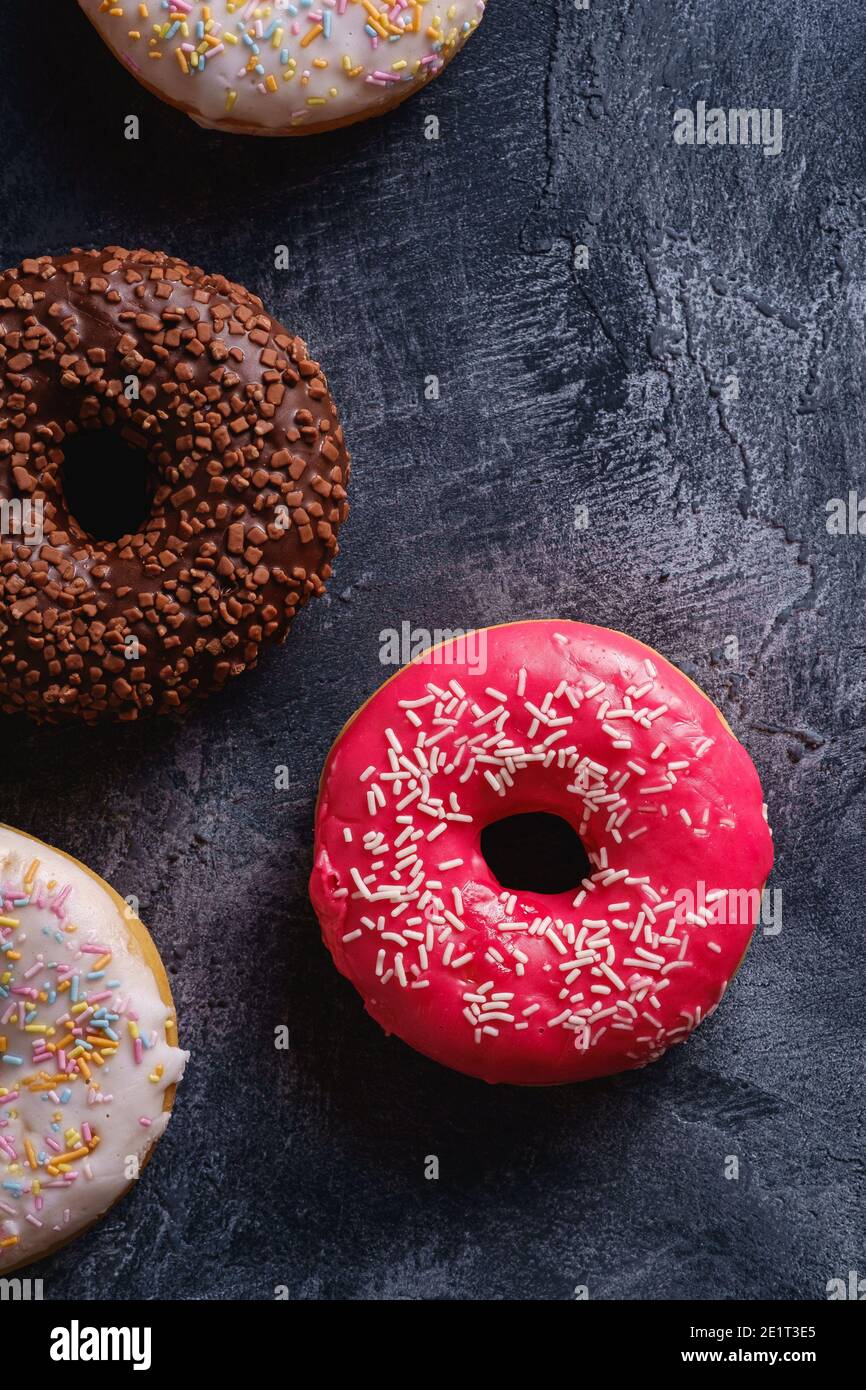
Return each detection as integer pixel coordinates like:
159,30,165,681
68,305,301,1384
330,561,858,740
80,0,486,134
0,828,187,1268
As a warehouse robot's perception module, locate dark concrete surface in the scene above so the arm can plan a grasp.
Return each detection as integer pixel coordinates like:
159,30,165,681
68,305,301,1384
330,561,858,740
0,1,863,1300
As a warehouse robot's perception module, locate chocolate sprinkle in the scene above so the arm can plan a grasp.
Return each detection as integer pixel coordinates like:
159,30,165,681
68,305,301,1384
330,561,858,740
0,247,350,722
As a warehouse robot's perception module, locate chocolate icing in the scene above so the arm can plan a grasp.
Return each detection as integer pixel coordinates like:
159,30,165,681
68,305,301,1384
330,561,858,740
0,247,350,721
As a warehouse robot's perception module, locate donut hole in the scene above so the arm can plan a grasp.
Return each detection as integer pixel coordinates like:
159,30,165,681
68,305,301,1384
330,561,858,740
61,429,156,543
480,812,591,896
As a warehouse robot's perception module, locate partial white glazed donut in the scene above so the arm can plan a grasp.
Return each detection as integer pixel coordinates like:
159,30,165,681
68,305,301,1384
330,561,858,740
80,0,487,135
0,825,187,1270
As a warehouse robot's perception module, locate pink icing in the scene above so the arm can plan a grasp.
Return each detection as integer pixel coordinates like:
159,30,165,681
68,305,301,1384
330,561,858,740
310,621,774,1085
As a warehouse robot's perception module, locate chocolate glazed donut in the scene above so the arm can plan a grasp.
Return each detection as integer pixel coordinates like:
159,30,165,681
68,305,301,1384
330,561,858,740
0,248,350,722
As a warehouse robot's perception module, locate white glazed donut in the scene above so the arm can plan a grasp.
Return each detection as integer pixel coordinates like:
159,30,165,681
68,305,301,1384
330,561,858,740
0,825,187,1270
80,0,487,135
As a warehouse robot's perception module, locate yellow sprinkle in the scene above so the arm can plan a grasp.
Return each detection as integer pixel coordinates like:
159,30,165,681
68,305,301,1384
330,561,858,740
226,89,238,111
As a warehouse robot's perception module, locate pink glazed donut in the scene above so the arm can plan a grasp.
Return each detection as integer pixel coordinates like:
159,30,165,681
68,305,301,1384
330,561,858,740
310,620,774,1085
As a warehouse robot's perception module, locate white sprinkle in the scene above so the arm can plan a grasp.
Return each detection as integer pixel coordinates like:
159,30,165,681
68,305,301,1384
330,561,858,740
545,925,567,955
599,961,626,990
350,867,373,899
548,1009,572,1028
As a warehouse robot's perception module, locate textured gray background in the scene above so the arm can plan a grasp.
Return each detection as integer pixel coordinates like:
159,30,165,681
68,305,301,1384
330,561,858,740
0,1,862,1300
